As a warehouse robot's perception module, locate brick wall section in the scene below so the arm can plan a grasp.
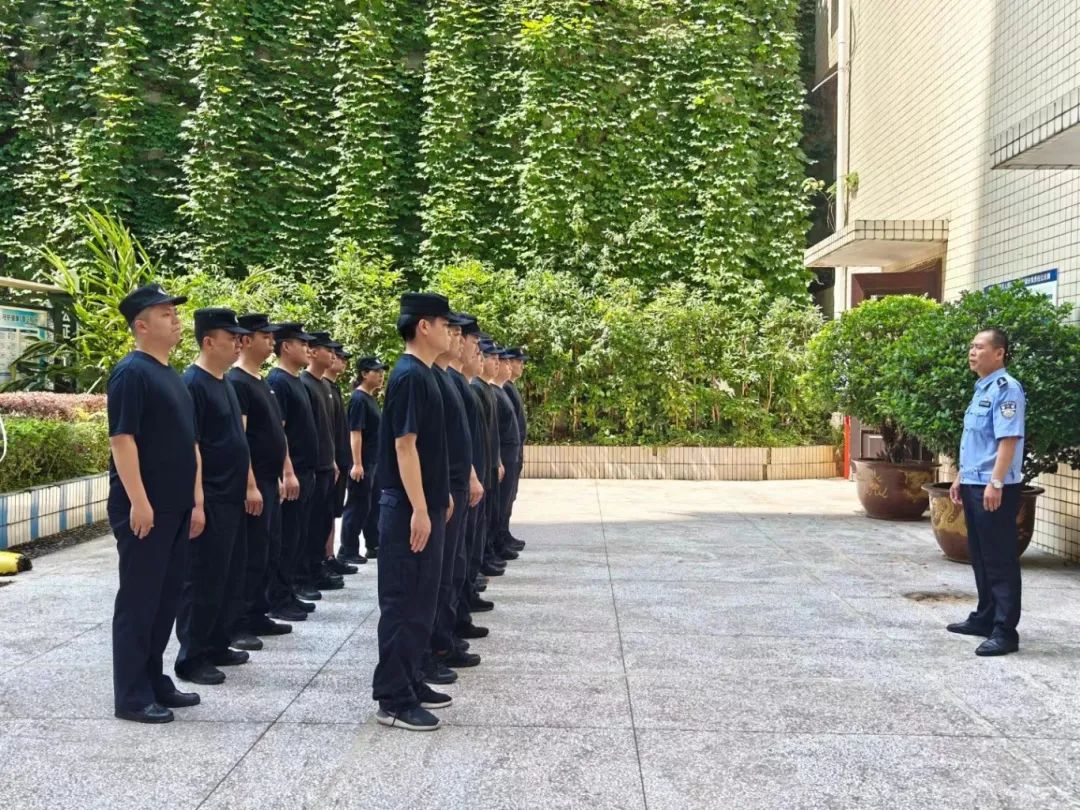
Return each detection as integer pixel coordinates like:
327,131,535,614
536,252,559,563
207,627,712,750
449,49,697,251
841,0,1080,558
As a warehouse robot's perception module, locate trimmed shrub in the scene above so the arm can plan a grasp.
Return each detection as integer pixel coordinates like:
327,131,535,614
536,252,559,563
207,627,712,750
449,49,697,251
0,392,107,420
0,413,110,492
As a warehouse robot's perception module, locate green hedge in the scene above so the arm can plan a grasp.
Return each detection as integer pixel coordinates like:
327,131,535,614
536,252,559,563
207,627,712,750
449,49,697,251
0,414,110,493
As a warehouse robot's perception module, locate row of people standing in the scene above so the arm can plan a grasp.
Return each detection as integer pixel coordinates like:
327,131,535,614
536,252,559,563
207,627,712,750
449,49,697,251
107,283,527,724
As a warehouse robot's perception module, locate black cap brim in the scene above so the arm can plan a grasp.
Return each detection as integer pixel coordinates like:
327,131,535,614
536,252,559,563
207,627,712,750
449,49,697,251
222,325,252,335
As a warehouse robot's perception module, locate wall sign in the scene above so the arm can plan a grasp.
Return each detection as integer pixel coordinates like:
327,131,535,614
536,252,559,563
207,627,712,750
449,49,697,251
0,305,49,385
984,268,1058,301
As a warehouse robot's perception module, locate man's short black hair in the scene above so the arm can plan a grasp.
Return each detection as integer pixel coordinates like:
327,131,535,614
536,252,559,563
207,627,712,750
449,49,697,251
982,327,1010,361
397,313,435,342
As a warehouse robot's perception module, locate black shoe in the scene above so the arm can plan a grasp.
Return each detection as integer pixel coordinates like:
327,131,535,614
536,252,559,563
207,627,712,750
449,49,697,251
178,663,226,685
231,633,263,651
475,575,489,587
424,661,459,685
444,650,481,668
315,574,345,591
508,535,526,547
270,605,308,622
376,707,440,731
506,540,525,551
291,596,316,613
975,636,1019,656
325,557,358,575
296,586,323,601
156,689,200,709
498,548,519,561
457,622,489,639
210,649,250,667
469,596,494,612
416,684,453,710
116,703,174,724
250,616,293,635
338,551,367,565
947,620,993,638
475,582,487,593
480,564,505,577
366,548,378,560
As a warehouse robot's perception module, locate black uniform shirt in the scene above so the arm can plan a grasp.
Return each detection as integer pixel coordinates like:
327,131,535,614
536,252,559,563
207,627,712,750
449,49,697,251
327,381,351,471
267,367,318,474
347,388,381,470
107,350,197,514
301,370,336,473
491,383,521,465
471,378,499,478
504,380,527,445
433,365,473,492
378,353,449,512
227,367,287,483
450,368,486,480
184,364,250,504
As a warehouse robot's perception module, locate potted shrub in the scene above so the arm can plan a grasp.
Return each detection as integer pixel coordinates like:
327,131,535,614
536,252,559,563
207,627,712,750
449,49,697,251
805,295,941,519
882,284,1080,561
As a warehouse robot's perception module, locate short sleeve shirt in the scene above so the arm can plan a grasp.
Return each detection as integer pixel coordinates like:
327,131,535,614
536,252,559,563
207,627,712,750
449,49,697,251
347,389,381,469
471,378,499,475
433,365,473,492
107,351,197,514
959,367,1026,485
377,353,450,513
301,371,336,473
184,364,250,504
267,367,319,474
491,383,521,465
504,381,527,445
227,367,287,482
327,382,351,471
450,368,485,478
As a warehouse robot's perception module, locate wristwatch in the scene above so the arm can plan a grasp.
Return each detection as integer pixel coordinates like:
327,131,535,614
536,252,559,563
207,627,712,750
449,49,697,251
990,479,1004,490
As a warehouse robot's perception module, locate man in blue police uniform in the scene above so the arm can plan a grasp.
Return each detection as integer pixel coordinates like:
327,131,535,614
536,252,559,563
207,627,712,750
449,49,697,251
109,283,202,724
339,357,387,564
947,328,1026,657
175,308,253,686
372,292,455,732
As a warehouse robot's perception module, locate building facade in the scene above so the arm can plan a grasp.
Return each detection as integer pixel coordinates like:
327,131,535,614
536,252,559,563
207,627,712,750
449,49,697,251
807,0,1080,559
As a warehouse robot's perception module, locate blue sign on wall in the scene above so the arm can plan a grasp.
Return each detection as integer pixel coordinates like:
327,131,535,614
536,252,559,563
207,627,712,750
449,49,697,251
984,268,1058,301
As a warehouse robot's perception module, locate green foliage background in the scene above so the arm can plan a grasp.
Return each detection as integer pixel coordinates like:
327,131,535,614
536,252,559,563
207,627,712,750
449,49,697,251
0,0,810,296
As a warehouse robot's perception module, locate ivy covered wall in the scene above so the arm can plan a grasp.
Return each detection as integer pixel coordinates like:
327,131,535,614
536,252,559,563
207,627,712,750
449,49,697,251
0,0,810,296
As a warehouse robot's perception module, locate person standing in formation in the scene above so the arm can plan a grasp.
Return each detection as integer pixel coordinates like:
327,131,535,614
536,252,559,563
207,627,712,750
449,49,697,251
339,357,388,564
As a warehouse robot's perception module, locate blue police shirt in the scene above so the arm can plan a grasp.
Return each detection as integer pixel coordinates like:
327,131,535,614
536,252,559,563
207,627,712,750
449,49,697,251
958,367,1025,485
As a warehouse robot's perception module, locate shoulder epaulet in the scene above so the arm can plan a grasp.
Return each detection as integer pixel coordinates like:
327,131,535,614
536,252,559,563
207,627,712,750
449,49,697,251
997,376,1008,388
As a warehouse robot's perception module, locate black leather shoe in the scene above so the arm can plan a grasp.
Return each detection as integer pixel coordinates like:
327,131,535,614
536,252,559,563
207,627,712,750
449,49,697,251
457,622,489,639
469,596,494,612
475,575,489,587
444,650,481,668
376,706,440,731
424,661,459,685
325,557,358,575
338,552,367,565
506,540,525,552
116,703,174,724
975,636,1019,656
231,633,263,651
315,575,345,591
210,649,250,667
271,605,307,622
296,586,323,601
947,621,993,638
179,663,226,685
480,564,505,577
251,616,293,635
498,548,519,561
292,596,316,612
156,689,200,709
475,582,487,593
365,548,378,560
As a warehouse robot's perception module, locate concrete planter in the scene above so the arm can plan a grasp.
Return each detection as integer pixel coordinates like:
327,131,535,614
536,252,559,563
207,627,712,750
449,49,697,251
521,445,841,481
922,481,1042,563
0,473,109,550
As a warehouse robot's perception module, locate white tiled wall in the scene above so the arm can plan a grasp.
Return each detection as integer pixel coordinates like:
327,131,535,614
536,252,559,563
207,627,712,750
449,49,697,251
840,0,1080,558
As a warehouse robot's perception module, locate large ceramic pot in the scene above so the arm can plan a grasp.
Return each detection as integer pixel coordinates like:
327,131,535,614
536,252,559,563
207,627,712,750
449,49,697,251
852,458,937,520
922,482,1043,563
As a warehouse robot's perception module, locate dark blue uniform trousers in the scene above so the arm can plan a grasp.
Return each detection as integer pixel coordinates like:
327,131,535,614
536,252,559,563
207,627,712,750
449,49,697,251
301,469,334,585
240,475,282,630
112,508,190,712
372,491,446,713
457,502,484,626
175,501,245,676
484,472,502,563
961,484,1022,640
496,450,522,545
432,488,470,654
340,466,379,556
270,470,314,608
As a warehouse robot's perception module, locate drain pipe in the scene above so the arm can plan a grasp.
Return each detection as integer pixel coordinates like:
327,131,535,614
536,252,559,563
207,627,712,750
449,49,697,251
835,0,850,315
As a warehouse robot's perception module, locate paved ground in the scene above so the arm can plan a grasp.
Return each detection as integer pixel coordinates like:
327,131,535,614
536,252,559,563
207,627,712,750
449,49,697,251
2,479,1080,809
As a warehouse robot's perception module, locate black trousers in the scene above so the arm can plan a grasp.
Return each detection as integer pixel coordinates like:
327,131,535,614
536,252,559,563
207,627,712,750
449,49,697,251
271,469,314,609
961,484,1022,640
432,487,469,653
484,471,502,563
111,507,190,712
300,469,334,586
372,490,446,713
333,466,347,517
457,501,484,626
175,501,245,676
497,449,522,543
340,466,377,557
240,476,282,630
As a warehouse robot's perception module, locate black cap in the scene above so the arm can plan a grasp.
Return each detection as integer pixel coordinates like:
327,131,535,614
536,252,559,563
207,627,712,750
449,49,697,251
357,356,389,372
308,331,337,348
336,348,352,359
194,307,251,336
479,339,502,356
504,347,528,361
275,322,316,342
447,312,472,327
455,312,480,335
118,283,187,325
400,292,452,318
237,313,282,333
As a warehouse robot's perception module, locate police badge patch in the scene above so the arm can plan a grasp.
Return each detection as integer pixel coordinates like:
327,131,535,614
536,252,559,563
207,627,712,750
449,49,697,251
1000,401,1017,419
